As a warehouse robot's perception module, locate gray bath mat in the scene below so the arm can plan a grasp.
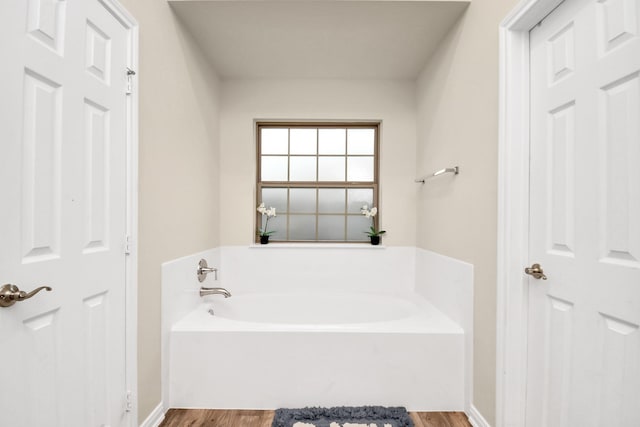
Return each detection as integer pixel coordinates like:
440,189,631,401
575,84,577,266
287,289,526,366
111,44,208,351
272,406,414,427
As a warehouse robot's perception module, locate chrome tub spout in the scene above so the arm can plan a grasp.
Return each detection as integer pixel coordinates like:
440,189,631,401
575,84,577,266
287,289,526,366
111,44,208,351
199,287,232,298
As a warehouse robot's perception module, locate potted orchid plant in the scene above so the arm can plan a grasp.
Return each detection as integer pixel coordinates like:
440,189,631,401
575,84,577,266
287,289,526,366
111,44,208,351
361,205,386,245
256,203,277,244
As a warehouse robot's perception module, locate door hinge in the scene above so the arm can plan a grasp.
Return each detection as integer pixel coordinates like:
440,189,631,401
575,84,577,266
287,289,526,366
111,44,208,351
534,0,566,28
126,68,136,95
125,390,134,412
124,235,133,255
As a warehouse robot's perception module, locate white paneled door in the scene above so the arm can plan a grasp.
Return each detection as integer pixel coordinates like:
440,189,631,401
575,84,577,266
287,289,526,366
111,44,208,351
0,1,131,426
528,0,640,426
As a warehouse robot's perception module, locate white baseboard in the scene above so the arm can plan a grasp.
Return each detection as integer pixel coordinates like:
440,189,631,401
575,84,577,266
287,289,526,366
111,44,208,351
139,403,165,427
467,404,491,427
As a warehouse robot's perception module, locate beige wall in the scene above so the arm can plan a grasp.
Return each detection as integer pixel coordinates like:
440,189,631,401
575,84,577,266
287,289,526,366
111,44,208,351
117,0,221,422
219,79,417,247
415,0,519,423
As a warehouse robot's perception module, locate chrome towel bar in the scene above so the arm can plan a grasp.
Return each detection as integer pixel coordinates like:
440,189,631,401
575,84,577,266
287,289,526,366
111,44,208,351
415,166,459,183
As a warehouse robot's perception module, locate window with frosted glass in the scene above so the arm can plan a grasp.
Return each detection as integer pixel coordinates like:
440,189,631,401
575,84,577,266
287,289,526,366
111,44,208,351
257,123,379,242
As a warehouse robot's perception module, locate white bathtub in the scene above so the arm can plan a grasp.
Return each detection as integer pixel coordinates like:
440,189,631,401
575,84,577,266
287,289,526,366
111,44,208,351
212,292,417,325
169,291,465,411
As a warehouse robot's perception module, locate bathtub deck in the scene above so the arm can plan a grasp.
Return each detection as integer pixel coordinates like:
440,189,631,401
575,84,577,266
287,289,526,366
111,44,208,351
159,409,472,427
173,298,464,334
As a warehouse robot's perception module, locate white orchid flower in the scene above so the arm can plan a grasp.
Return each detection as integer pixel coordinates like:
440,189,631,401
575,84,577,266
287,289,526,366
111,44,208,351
360,205,378,218
257,204,277,237
360,205,385,238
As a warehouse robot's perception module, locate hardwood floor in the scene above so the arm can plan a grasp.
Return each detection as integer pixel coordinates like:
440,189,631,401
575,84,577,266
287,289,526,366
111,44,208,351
159,409,472,427
410,412,472,427
160,409,273,427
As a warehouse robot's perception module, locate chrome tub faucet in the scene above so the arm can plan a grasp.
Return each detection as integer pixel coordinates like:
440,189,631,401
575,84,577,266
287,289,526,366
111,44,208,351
196,258,230,297
199,287,232,298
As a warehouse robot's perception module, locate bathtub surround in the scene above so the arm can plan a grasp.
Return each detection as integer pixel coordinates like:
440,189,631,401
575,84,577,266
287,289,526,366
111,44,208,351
414,249,474,414
220,246,415,294
161,248,220,410
162,246,472,413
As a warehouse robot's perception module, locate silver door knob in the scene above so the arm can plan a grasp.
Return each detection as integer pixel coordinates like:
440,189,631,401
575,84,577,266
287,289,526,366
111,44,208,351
524,263,547,280
0,284,52,308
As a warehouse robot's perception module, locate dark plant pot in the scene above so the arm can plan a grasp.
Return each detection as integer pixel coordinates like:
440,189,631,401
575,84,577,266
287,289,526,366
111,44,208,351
370,235,380,246
260,235,270,245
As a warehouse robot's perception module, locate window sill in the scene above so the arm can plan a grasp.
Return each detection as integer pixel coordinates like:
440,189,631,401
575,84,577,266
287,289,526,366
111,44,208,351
248,243,386,249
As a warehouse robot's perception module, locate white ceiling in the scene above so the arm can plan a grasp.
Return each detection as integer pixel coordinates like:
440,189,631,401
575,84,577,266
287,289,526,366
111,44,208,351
169,0,470,80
